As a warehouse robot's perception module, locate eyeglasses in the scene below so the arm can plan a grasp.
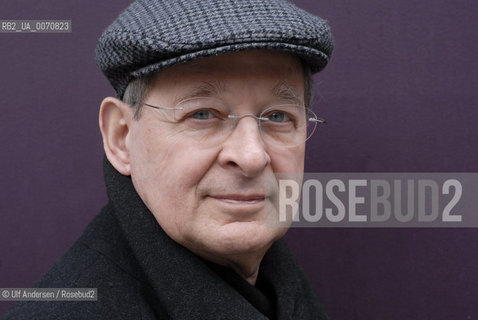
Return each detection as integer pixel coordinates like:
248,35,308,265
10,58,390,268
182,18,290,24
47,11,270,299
142,97,325,148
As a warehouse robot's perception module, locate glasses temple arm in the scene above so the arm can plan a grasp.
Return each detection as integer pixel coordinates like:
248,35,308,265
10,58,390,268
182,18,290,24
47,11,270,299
143,103,183,111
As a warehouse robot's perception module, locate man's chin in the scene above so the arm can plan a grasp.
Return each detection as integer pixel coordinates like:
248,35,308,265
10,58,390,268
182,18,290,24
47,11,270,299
193,222,287,258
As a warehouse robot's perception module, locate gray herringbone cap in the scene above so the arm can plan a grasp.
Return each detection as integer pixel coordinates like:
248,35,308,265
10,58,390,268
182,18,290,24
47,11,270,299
95,0,335,98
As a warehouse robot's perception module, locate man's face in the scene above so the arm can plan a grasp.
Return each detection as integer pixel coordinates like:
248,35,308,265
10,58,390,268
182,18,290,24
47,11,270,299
127,50,305,264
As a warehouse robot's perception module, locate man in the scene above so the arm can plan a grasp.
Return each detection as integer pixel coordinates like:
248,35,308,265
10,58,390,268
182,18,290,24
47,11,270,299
3,0,333,319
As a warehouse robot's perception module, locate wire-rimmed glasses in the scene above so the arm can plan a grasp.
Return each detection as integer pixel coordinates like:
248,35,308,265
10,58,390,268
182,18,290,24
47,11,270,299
143,97,324,148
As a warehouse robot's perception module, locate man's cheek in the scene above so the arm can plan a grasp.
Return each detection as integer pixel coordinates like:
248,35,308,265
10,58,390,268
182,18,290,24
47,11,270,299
171,152,218,186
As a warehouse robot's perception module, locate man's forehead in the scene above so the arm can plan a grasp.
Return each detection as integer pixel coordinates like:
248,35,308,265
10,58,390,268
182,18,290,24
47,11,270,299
166,80,304,105
147,52,305,105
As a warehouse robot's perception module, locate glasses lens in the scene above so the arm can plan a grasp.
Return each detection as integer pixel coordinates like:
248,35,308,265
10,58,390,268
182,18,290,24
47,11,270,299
306,108,319,142
259,105,318,147
170,98,230,144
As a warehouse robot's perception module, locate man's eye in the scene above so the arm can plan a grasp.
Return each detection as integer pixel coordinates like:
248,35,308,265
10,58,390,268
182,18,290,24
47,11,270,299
191,109,215,120
267,111,289,123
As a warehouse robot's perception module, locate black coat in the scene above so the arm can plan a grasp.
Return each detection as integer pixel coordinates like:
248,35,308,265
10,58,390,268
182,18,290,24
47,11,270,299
2,160,328,319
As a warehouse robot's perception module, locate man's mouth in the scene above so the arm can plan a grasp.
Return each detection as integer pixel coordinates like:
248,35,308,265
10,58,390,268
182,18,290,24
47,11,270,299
208,194,266,205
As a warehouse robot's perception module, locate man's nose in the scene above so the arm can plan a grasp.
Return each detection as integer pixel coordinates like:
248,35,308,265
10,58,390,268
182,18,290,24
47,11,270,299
218,116,271,177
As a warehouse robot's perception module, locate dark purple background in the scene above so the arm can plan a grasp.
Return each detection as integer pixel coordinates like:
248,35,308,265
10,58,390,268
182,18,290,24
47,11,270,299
1,0,477,318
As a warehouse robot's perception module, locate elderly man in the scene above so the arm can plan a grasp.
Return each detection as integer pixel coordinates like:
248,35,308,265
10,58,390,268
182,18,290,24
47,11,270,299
3,0,333,319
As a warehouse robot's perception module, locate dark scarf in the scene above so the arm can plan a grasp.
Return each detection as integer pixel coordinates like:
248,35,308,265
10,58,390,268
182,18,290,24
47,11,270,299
102,158,328,319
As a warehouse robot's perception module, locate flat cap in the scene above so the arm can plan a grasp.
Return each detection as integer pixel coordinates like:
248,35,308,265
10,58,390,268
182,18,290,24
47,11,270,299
95,0,334,98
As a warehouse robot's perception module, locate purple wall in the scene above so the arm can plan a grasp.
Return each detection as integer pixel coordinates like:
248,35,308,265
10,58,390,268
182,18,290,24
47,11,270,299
1,0,477,318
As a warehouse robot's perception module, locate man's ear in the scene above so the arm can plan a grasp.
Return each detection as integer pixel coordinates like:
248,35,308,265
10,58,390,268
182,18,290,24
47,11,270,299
99,97,133,176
